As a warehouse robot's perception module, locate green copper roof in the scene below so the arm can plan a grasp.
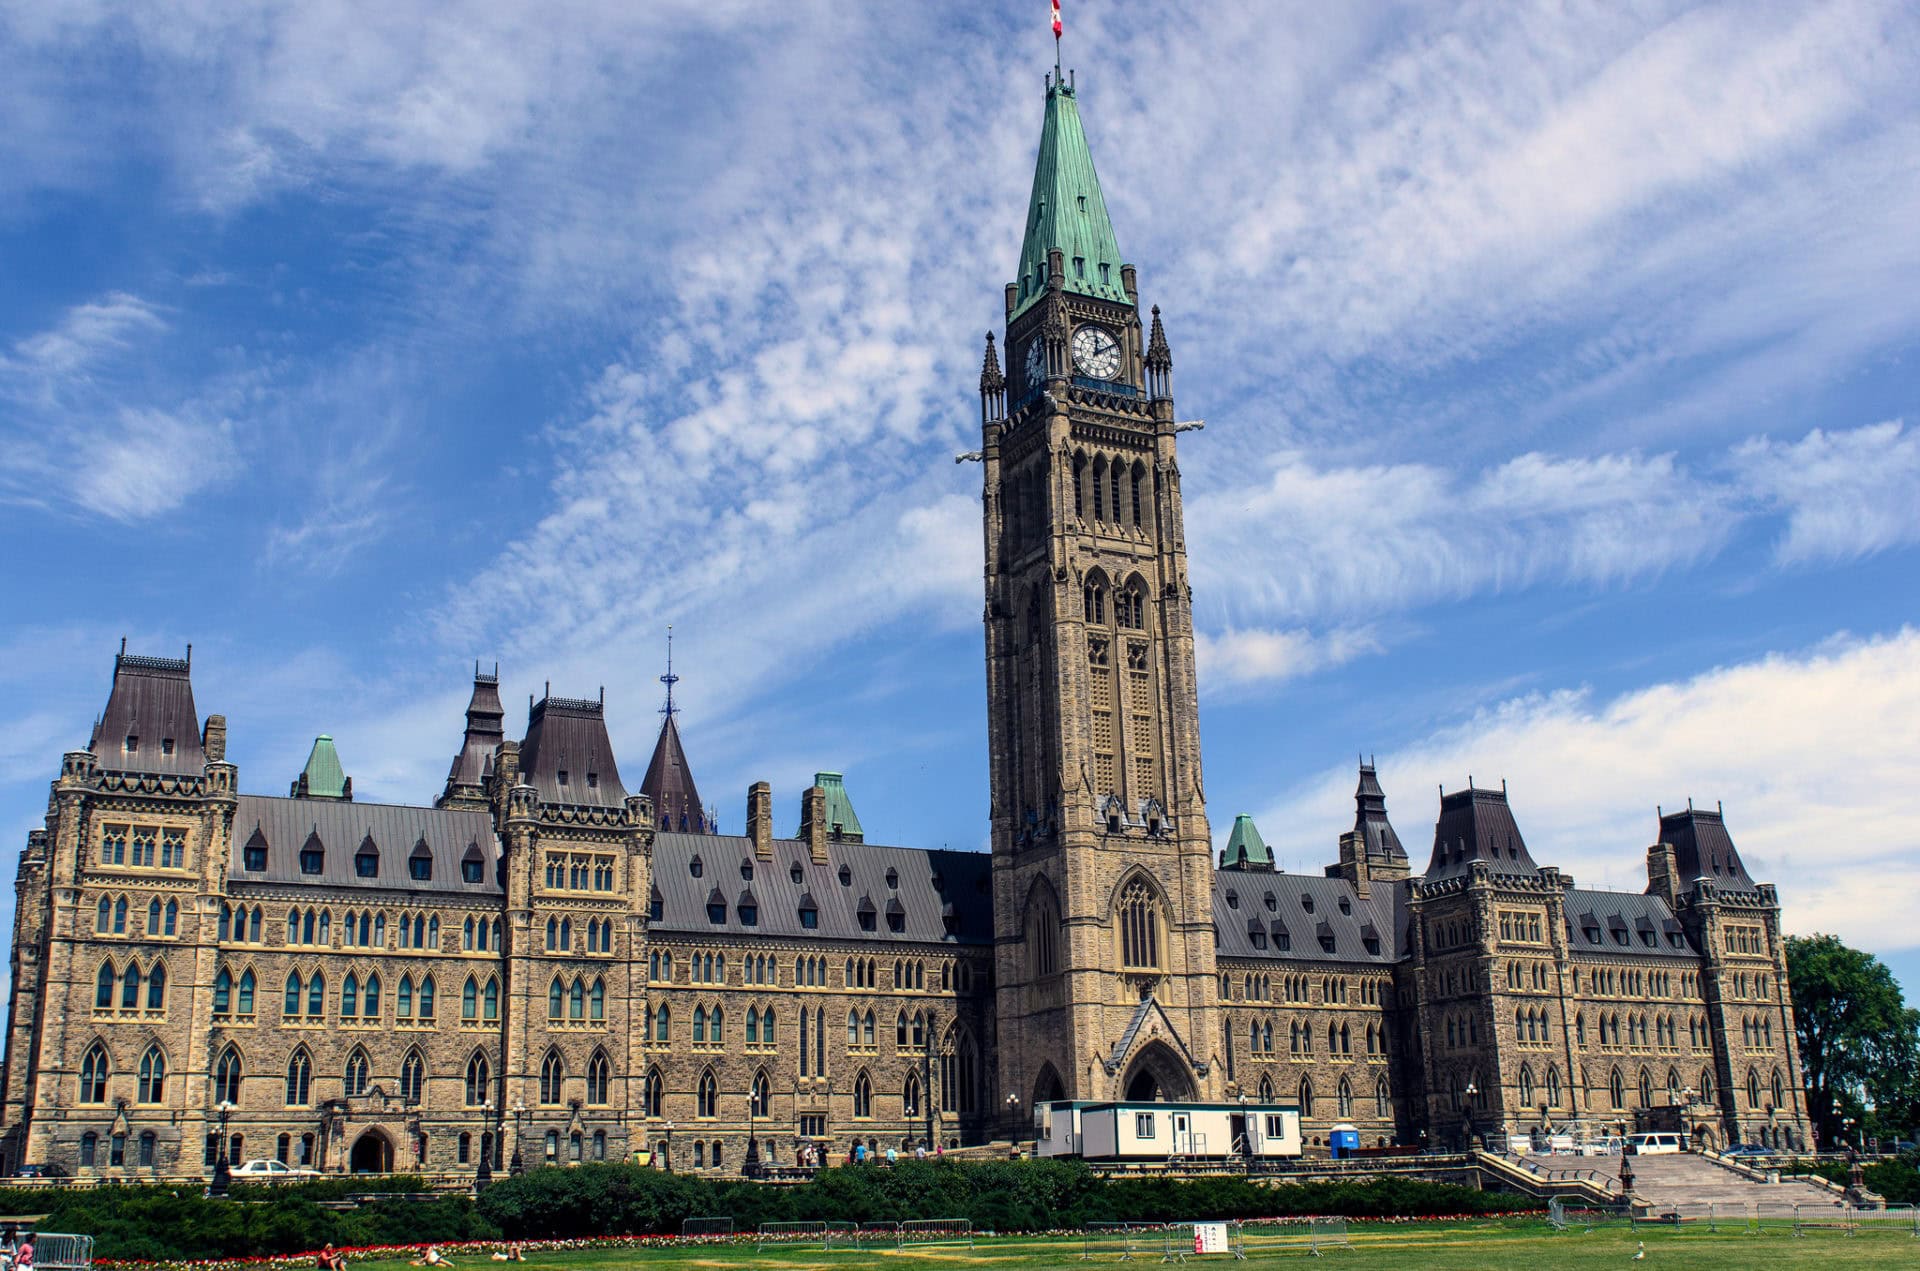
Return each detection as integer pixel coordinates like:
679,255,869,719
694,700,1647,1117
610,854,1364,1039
300,735,348,799
814,771,864,839
1011,80,1129,318
1224,814,1271,869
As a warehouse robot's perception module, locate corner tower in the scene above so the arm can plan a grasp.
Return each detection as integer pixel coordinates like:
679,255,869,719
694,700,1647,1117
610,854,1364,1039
981,70,1218,1112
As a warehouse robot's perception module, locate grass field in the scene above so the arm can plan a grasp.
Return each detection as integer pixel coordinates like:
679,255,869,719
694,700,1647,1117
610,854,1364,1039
349,1221,1919,1270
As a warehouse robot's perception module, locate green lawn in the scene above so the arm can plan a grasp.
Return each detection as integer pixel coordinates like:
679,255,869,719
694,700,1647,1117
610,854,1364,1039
351,1222,1920,1271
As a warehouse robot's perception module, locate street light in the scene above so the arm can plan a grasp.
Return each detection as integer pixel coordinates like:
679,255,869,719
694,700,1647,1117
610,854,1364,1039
1004,1093,1022,1159
476,1098,494,1187
210,1099,235,1197
662,1120,675,1172
1463,1083,1479,1151
510,1098,527,1176
744,1082,761,1179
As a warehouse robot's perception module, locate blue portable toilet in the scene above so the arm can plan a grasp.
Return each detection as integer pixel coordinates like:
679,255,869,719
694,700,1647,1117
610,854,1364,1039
1329,1123,1361,1159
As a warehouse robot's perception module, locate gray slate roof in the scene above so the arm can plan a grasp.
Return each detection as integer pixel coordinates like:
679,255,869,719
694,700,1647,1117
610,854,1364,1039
1211,872,1405,965
1565,889,1696,958
1424,786,1539,880
648,831,992,945
230,794,501,896
1658,807,1755,890
519,693,626,808
90,649,204,776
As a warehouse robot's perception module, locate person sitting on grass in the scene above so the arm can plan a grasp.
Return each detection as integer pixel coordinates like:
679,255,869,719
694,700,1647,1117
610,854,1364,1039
316,1244,346,1271
488,1246,525,1263
410,1246,453,1268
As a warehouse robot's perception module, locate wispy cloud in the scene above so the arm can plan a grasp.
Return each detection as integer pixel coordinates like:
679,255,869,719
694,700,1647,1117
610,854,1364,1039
1733,421,1920,565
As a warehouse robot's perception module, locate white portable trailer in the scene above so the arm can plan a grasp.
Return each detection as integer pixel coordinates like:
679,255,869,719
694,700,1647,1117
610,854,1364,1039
1035,1100,1302,1161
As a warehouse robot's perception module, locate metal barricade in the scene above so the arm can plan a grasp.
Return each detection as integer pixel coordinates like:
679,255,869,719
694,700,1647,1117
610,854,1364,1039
30,1235,92,1271
1082,1222,1168,1261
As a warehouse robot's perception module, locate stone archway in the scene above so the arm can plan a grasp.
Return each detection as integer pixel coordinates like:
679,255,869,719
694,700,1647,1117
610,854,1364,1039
1033,1062,1067,1107
1120,1040,1196,1103
348,1128,393,1174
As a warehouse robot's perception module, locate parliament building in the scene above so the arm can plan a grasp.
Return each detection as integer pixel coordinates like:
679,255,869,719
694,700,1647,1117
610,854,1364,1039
0,67,1810,1179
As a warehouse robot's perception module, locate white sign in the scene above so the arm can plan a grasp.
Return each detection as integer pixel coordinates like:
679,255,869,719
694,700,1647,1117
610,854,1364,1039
1193,1222,1229,1254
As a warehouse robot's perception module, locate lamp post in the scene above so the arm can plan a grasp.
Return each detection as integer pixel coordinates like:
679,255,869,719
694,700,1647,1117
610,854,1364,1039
744,1082,760,1179
1005,1092,1021,1157
1463,1083,1479,1152
662,1120,675,1172
476,1099,494,1187
509,1098,527,1176
1680,1087,1697,1151
1237,1093,1251,1167
210,1099,234,1196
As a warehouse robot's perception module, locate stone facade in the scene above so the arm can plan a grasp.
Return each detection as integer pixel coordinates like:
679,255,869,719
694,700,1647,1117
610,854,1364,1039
0,66,1809,1180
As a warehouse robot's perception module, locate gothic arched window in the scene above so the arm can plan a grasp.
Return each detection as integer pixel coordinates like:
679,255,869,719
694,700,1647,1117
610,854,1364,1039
400,1050,425,1105
644,1069,664,1117
697,1070,718,1118
80,1042,110,1103
539,1051,564,1105
853,1070,873,1118
215,1047,243,1105
286,1049,312,1106
587,1052,611,1105
1118,878,1162,969
345,1048,370,1097
465,1052,490,1107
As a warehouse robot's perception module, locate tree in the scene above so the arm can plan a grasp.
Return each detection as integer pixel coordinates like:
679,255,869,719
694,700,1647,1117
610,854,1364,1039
1785,934,1920,1148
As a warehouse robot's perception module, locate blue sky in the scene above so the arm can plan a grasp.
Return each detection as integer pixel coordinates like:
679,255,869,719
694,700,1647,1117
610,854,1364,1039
2,1,1918,998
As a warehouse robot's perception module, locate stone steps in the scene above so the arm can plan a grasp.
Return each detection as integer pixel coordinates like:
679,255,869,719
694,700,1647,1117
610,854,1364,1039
1521,1152,1840,1211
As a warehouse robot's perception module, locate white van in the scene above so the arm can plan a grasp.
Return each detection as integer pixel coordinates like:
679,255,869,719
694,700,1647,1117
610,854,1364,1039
1625,1132,1684,1155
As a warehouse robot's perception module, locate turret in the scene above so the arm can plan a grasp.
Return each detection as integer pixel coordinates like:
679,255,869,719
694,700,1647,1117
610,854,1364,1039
439,663,505,811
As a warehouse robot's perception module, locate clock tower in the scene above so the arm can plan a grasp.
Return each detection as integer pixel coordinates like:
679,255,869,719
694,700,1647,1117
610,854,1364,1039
979,70,1221,1115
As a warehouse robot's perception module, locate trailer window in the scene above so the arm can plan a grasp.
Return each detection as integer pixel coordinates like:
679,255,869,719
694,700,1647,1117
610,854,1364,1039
1265,1114,1285,1138
1134,1112,1155,1138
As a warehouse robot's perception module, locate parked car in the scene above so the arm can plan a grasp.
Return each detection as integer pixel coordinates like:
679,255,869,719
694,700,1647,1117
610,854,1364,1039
1623,1132,1684,1155
1723,1142,1777,1158
232,1158,320,1178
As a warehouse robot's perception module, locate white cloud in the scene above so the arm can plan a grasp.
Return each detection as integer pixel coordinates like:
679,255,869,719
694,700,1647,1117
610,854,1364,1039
1732,420,1920,565
1253,628,1920,954
1195,626,1382,692
3,292,164,385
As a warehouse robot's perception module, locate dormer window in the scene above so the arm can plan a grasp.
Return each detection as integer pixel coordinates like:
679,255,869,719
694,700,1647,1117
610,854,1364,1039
1363,935,1381,955
705,888,726,924
1302,895,1316,914
740,859,754,881
125,735,138,753
789,863,804,885
242,830,268,872
1585,927,1602,944
462,846,484,885
857,897,877,933
885,868,898,890
1225,890,1239,909
649,887,663,922
739,902,758,926
300,848,324,875
557,769,568,787
1339,896,1352,915
798,893,819,929
1613,931,1629,946
355,847,379,878
409,840,433,882
1073,256,1086,278
689,855,703,879
161,738,174,755
930,872,944,893
1099,262,1111,285
586,772,598,789
838,865,852,887
1264,892,1277,912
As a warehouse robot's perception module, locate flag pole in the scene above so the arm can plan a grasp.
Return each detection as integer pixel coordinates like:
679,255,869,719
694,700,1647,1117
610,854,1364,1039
1053,0,1063,84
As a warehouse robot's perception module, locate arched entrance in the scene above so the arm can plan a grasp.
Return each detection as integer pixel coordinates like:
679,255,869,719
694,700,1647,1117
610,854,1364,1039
1120,1041,1196,1103
349,1129,393,1174
1033,1063,1066,1107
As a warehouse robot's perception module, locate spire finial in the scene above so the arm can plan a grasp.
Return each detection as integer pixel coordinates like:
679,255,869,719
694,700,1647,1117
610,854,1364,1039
660,626,680,721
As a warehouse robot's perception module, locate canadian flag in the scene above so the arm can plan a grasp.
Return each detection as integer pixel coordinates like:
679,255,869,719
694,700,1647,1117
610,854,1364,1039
1052,0,1063,39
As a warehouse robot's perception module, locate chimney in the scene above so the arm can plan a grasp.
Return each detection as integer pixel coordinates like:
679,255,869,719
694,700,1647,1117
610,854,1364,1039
748,782,773,861
801,784,829,864
1647,842,1680,909
1336,830,1371,900
202,715,227,763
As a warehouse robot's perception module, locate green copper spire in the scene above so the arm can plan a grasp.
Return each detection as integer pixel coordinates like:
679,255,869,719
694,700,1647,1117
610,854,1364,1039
294,734,351,800
1011,76,1129,318
1222,814,1272,870
814,771,865,842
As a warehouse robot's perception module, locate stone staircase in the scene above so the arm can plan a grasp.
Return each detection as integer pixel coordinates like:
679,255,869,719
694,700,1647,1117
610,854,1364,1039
1522,1152,1842,1213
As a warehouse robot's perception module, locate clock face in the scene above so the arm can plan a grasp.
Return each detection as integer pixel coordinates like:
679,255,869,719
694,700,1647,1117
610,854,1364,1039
1024,338,1045,388
1071,325,1121,379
